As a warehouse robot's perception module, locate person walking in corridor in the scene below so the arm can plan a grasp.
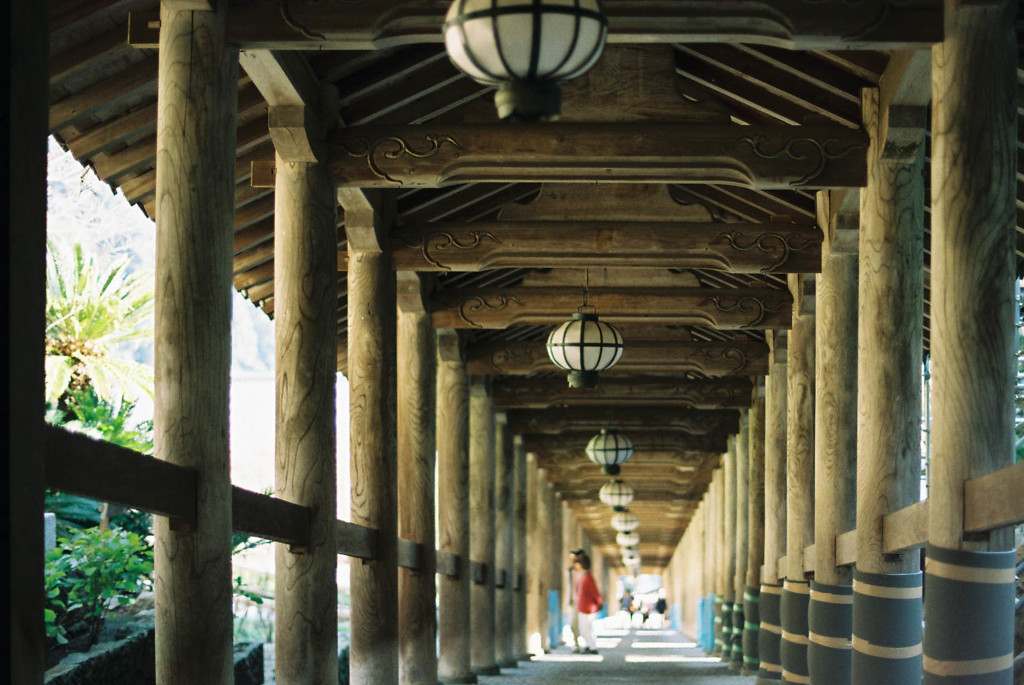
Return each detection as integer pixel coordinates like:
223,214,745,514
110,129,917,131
572,551,603,655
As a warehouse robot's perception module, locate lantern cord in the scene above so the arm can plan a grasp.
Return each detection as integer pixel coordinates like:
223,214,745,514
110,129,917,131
583,268,590,307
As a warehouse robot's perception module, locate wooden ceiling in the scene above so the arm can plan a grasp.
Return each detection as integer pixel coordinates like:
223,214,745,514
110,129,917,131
48,0,1024,571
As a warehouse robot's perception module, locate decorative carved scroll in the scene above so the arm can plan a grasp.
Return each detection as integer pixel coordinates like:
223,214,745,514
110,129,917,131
712,230,819,273
396,229,501,271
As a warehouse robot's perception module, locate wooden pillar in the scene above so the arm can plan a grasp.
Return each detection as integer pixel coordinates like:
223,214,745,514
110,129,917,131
781,274,815,685
853,85,925,685
703,494,715,651
711,467,726,654
743,385,766,676
153,2,237,681
397,284,437,685
493,412,516,668
731,413,750,670
513,436,529,660
469,380,498,675
436,330,474,684
926,2,1017,681
347,222,398,684
720,438,737,662
809,197,858,685
8,0,47,678
758,331,788,684
561,500,576,649
527,462,552,653
549,488,564,647
274,157,338,684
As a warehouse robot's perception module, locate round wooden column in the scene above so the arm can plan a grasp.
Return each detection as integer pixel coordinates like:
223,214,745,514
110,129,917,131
810,207,858,685
731,414,750,669
469,380,498,675
711,467,726,655
744,387,766,676
493,413,516,668
348,244,398,684
853,87,924,685
526,456,550,655
782,278,815,685
549,489,564,647
703,492,715,651
720,438,737,662
153,4,237,681
273,158,338,685
513,436,529,660
927,1,1017,681
758,333,787,685
398,306,437,685
436,330,474,684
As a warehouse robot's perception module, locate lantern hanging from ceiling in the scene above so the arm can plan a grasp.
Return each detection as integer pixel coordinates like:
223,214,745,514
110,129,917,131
599,479,634,510
611,510,640,532
443,0,609,121
616,531,640,547
620,545,638,556
585,429,633,475
545,311,623,388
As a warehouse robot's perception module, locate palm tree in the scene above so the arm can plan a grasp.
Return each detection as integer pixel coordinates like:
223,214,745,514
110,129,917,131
45,239,154,407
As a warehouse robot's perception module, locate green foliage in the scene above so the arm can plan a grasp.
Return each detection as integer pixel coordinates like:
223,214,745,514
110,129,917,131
53,387,154,455
45,238,154,405
44,528,153,646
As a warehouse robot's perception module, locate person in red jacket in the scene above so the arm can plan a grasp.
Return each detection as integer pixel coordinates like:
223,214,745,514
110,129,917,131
572,551,604,654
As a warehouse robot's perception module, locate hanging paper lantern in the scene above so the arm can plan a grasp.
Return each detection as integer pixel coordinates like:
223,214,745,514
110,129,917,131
599,479,634,510
545,312,623,388
585,429,633,475
611,510,639,532
443,0,608,121
616,531,640,547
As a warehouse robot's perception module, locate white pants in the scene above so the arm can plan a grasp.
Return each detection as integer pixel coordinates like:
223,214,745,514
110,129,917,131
579,612,597,650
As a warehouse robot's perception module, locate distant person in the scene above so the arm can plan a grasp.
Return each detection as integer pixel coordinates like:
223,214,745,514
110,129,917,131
568,549,583,652
654,591,668,628
572,551,604,654
620,590,633,629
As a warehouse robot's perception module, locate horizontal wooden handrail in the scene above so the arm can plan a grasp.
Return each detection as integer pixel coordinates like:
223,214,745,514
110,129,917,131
233,487,310,547
964,459,1024,533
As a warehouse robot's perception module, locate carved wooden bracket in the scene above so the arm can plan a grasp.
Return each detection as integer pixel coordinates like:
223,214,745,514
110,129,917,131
507,407,741,436
492,376,754,409
327,124,868,189
429,287,792,330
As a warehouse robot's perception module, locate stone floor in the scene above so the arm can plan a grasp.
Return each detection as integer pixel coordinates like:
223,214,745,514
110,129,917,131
476,624,752,685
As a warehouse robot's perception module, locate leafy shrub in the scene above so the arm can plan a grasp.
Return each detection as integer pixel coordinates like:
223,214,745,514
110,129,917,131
45,527,153,646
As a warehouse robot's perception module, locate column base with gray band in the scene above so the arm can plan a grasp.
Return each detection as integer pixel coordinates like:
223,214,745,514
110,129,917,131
780,579,810,684
440,676,477,684
756,583,782,684
703,595,716,652
472,665,500,677
742,586,760,675
729,601,744,670
719,600,733,659
713,596,725,655
851,569,922,685
808,581,852,685
923,545,1015,684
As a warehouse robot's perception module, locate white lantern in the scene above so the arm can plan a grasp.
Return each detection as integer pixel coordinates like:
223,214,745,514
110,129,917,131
620,545,638,555
585,429,633,475
611,510,639,532
599,479,634,510
443,0,608,120
616,531,639,547
545,312,623,388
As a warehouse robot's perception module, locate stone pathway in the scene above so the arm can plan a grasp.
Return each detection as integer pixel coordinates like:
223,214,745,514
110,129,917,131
476,624,752,685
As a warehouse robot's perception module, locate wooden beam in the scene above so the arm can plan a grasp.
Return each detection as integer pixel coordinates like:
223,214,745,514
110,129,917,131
465,339,768,376
328,124,868,189
508,408,740,436
523,432,729,457
882,499,928,554
492,376,754,409
430,287,792,330
232,487,312,548
226,0,942,51
358,222,822,273
963,459,1024,534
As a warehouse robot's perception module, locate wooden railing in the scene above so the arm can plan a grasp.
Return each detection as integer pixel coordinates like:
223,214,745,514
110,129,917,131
43,426,499,582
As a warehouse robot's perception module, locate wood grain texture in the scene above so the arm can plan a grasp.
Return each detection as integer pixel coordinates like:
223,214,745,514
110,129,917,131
527,462,552,653
963,460,1024,533
723,440,737,602
735,414,750,600
711,469,725,597
469,381,498,672
274,156,338,685
397,309,437,685
228,0,940,50
814,236,858,585
8,1,47,674
381,221,821,273
881,500,927,554
431,286,792,330
435,332,472,682
153,4,237,682
763,335,788,584
493,415,516,665
746,390,766,588
348,247,398,685
928,0,1017,552
513,437,529,658
786,290,815,582
856,88,924,574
